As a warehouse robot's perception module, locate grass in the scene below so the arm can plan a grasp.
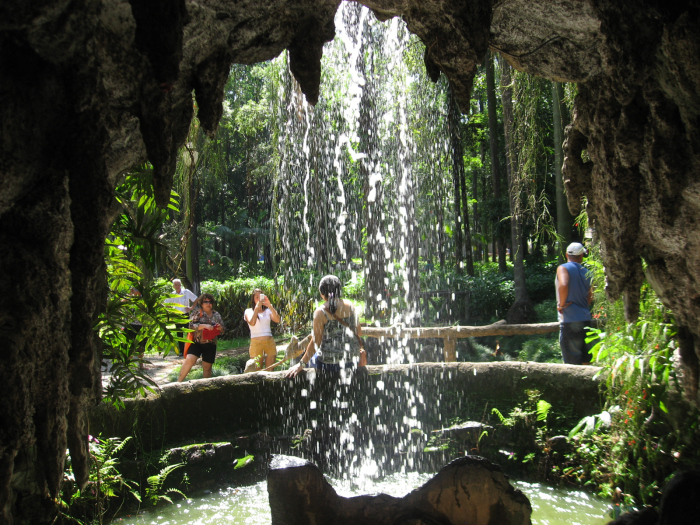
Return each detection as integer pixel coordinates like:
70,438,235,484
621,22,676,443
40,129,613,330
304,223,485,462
217,337,254,351
166,342,289,381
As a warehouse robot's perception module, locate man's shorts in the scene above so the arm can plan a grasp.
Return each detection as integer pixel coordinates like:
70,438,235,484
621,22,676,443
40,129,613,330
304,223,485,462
560,321,595,365
187,342,216,364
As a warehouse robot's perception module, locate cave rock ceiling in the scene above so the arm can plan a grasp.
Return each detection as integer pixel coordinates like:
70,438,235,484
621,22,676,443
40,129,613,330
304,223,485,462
1,2,700,522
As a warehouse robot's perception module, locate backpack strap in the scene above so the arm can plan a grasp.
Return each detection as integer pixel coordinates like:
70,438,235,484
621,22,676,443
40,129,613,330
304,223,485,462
323,306,364,350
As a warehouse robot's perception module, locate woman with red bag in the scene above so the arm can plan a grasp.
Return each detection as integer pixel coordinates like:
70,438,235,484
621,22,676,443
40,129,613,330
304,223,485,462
177,293,225,382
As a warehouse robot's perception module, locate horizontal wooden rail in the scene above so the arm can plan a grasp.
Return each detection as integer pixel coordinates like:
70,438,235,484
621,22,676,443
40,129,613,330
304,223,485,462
362,320,560,362
279,321,559,364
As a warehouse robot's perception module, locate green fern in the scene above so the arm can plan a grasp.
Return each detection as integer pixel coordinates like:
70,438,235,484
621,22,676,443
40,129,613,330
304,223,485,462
145,463,186,506
536,400,552,422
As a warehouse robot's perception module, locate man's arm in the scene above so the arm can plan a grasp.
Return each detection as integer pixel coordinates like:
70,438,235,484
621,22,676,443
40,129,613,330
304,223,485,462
556,265,571,313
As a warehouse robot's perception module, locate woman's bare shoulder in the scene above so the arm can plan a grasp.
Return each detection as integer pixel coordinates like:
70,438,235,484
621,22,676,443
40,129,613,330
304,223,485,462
337,300,356,317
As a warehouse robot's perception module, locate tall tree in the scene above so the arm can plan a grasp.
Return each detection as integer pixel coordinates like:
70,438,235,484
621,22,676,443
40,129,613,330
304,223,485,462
501,61,536,323
357,14,388,321
448,86,464,274
485,51,507,273
448,87,474,276
553,81,575,257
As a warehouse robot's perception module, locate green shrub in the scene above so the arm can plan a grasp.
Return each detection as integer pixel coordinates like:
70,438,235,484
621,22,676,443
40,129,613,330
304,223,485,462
524,261,557,303
534,299,557,323
59,436,141,523
517,335,561,363
201,277,287,337
417,260,556,324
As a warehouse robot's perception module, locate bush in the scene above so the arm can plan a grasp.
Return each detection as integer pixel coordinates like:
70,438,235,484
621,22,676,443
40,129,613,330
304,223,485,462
201,277,289,338
417,259,556,325
534,299,557,323
516,335,561,363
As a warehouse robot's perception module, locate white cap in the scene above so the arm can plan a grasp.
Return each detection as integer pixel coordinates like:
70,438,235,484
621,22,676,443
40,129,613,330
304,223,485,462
566,242,587,256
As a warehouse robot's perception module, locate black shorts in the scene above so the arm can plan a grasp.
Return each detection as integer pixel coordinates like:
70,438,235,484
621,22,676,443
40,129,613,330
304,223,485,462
187,342,217,364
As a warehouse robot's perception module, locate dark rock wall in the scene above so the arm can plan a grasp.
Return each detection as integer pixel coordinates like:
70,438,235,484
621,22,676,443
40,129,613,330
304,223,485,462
562,3,700,404
88,362,602,452
1,0,700,523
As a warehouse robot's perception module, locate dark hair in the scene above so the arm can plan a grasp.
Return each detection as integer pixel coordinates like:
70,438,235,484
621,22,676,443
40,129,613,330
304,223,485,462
196,293,216,309
250,288,267,311
319,275,342,314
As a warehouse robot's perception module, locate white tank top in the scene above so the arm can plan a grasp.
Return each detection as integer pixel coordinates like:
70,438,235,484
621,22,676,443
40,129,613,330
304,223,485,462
245,308,273,338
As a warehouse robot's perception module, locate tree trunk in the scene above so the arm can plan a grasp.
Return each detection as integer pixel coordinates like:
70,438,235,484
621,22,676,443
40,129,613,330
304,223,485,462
185,176,200,294
501,62,535,324
185,147,200,294
486,51,507,273
460,161,474,276
358,36,386,322
472,158,480,263
553,81,574,260
436,196,446,268
450,91,474,277
448,87,464,274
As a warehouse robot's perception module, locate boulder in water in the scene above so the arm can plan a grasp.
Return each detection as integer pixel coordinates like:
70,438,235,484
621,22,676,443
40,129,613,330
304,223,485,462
267,455,532,525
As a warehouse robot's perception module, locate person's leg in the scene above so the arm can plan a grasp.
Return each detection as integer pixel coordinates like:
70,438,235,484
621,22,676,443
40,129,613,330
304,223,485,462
201,345,216,378
176,321,188,356
178,353,199,382
263,337,276,369
249,338,263,370
560,323,584,364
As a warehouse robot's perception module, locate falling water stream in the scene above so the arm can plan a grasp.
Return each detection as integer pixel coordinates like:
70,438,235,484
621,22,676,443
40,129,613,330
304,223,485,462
117,4,612,524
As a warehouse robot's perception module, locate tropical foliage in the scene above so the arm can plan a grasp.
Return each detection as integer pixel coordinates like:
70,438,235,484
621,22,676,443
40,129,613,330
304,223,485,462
562,249,699,507
98,167,188,407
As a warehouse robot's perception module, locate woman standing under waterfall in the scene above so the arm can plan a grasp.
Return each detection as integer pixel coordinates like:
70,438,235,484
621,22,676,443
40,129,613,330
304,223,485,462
244,288,281,370
287,275,367,377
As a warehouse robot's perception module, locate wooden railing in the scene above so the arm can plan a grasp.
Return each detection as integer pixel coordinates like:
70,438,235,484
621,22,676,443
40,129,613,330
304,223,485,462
362,320,559,361
276,320,559,367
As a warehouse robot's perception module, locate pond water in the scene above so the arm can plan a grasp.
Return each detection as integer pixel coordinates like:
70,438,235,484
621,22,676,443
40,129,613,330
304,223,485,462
113,473,610,525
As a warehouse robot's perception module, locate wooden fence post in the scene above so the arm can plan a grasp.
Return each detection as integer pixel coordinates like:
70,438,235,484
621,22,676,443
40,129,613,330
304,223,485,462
444,337,457,362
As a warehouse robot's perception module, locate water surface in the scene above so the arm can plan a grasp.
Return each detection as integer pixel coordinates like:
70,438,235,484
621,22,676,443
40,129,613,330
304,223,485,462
113,473,610,525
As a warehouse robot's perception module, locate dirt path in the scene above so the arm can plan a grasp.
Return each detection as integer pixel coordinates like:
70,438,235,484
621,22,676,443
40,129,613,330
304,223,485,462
101,342,289,387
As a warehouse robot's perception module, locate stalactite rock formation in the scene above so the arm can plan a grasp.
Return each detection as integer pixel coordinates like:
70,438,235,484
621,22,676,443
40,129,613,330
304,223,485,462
0,1,699,523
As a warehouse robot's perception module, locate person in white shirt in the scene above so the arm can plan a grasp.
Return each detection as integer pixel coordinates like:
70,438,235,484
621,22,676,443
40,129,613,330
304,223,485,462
165,278,198,356
243,288,280,370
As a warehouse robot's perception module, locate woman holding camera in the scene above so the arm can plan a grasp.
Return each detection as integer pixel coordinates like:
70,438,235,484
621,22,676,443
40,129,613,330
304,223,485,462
244,288,280,370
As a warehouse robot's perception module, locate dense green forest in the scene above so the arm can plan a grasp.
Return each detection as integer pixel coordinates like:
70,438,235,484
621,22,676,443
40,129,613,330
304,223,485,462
143,6,578,323
88,4,700,518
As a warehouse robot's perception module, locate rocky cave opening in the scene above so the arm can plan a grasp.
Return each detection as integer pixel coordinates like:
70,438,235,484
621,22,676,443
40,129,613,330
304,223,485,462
1,1,699,523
